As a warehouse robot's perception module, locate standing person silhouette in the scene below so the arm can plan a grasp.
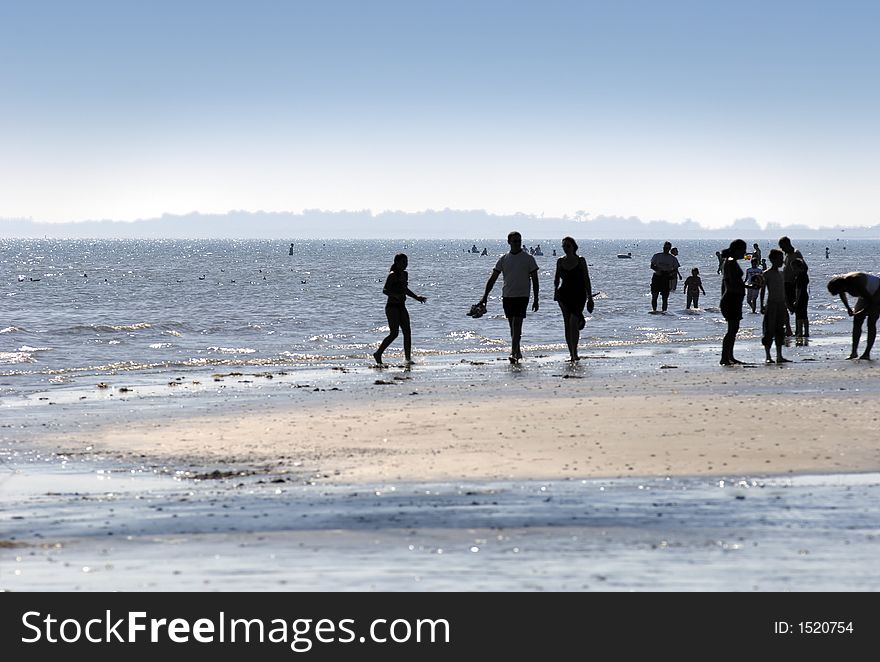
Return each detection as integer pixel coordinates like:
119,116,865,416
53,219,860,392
553,236,594,362
778,236,801,336
373,253,427,365
719,239,748,365
668,247,683,293
759,249,791,363
479,231,539,363
649,241,678,312
827,272,880,360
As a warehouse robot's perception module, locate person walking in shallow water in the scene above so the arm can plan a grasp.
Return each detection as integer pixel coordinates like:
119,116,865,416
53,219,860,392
827,272,880,360
649,241,678,312
719,239,748,365
553,236,594,362
373,253,427,365
479,231,539,363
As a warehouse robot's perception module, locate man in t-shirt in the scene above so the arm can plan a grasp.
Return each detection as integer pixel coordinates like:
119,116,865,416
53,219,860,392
649,241,679,312
479,231,540,363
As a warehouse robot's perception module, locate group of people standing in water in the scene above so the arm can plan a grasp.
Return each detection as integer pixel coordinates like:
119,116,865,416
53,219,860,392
372,231,880,367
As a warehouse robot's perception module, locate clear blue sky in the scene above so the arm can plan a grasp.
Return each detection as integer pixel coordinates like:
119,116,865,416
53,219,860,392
1,0,878,227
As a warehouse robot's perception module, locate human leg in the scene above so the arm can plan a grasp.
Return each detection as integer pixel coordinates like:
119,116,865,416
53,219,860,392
721,318,741,365
861,312,878,360
511,317,524,360
849,312,866,359
375,304,402,363
399,306,412,361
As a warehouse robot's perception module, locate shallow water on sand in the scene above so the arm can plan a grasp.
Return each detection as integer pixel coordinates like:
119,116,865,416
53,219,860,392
2,452,878,591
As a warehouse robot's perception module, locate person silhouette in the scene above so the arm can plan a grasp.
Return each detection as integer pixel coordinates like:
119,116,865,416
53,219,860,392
759,249,791,363
288,243,294,255
719,239,748,365
683,268,706,309
778,236,802,336
479,231,539,363
373,253,427,365
649,241,678,312
553,236,593,362
827,272,880,360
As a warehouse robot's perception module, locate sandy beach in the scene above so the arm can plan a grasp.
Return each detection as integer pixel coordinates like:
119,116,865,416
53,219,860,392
40,357,880,484
4,355,880,591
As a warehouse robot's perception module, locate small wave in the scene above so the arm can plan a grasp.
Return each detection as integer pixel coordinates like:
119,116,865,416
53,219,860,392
70,322,153,333
0,351,35,364
164,330,183,337
307,333,351,342
1,326,24,334
149,343,173,349
17,345,51,352
207,346,257,354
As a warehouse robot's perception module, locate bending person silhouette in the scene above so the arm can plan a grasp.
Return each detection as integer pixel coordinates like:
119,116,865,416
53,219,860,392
827,272,880,360
373,253,427,365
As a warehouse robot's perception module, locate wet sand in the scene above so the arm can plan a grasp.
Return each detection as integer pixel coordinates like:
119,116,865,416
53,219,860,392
40,358,880,484
4,356,880,591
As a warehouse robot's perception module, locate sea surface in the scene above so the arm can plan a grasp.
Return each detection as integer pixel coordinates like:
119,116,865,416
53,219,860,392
1,238,875,403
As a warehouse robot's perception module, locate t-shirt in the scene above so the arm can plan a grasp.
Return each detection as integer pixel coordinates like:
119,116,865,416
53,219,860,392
763,268,786,304
650,252,679,276
494,251,539,298
745,266,763,285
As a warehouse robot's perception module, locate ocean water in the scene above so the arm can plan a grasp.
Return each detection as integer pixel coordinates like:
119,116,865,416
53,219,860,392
1,237,876,400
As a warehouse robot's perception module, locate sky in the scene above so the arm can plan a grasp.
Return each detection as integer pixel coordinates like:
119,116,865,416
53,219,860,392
1,0,878,229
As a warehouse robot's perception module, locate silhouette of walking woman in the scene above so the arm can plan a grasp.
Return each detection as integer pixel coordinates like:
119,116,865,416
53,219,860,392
719,239,748,365
553,236,593,362
373,253,427,365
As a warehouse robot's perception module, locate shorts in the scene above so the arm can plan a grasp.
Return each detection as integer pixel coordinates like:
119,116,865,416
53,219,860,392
651,273,670,295
502,297,529,318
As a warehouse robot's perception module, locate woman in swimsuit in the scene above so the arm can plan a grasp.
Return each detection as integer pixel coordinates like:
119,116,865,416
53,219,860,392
373,253,427,365
553,236,594,362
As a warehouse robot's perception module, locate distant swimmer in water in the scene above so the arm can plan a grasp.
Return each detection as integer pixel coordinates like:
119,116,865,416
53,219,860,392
289,243,294,255
481,247,488,256
827,272,880,360
373,253,428,365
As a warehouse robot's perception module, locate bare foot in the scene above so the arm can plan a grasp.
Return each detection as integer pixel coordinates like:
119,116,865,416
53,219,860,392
860,354,872,361
765,358,775,364
372,351,383,365
846,353,858,360
777,357,792,363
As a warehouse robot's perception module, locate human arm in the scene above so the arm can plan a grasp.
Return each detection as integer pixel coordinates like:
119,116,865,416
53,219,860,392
553,260,561,301
582,257,593,299
839,293,854,316
406,287,427,303
530,269,540,311
480,270,500,305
